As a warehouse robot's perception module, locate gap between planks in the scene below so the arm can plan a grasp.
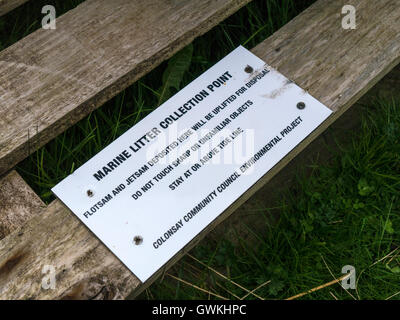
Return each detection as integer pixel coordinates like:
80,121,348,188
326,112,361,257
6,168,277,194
0,170,46,240
0,0,252,176
0,0,399,299
0,0,29,16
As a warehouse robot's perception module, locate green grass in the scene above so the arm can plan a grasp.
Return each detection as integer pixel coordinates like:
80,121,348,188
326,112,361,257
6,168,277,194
0,0,86,50
0,0,315,202
1,0,399,300
139,98,400,300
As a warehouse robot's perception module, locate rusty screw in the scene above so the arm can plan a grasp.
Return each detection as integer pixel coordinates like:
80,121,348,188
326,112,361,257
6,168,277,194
244,65,254,73
133,235,143,245
87,189,94,197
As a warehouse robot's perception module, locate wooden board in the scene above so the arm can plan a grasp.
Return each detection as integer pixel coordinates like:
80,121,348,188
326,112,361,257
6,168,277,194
195,64,400,247
0,0,399,299
0,200,135,299
0,0,251,176
357,63,400,102
0,0,29,16
0,170,45,240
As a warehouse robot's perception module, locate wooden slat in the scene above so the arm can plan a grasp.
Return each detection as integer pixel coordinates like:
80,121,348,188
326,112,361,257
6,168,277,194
0,0,399,299
0,0,251,176
0,0,29,16
357,63,400,101
0,200,137,299
0,170,45,240
196,63,400,247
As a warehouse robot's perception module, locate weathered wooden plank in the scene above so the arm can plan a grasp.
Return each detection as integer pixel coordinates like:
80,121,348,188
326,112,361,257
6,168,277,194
0,0,251,176
357,63,400,102
0,0,399,300
0,170,45,240
0,0,29,16
251,0,400,115
0,200,136,299
195,64,400,247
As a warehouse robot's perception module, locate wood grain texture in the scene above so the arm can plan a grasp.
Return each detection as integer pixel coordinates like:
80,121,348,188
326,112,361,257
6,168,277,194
195,64,400,250
0,170,45,240
358,63,400,101
0,0,251,176
0,200,136,299
251,0,400,115
0,0,29,16
0,0,399,299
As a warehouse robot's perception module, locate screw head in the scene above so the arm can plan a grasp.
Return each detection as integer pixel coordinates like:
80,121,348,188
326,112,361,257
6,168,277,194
133,236,143,245
244,65,254,73
297,102,306,110
87,189,94,197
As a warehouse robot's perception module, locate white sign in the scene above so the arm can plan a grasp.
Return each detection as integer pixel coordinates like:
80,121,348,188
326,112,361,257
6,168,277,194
52,46,332,282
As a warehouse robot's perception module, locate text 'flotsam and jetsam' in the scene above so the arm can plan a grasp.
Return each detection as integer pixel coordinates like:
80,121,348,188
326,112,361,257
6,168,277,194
82,114,304,219
81,67,278,219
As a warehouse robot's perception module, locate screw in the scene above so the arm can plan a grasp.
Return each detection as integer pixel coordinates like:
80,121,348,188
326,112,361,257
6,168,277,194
133,236,143,245
244,65,254,73
297,102,306,110
87,189,94,197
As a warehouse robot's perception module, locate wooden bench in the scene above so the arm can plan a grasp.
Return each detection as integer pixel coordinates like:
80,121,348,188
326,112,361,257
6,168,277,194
0,0,29,16
0,0,399,299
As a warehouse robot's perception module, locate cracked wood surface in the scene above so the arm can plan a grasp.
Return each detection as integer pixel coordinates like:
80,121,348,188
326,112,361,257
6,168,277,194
0,0,399,299
0,0,251,176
